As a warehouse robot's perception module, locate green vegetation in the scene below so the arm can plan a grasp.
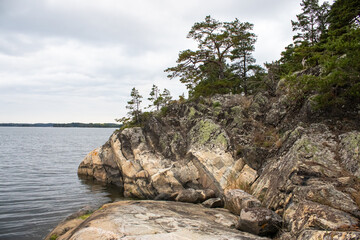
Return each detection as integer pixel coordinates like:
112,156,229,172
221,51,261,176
165,15,259,97
116,86,173,128
78,212,93,220
117,1,360,125
49,234,58,240
281,0,360,110
147,84,172,111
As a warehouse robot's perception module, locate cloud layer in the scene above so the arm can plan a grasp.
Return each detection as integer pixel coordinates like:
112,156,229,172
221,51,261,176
0,0,302,123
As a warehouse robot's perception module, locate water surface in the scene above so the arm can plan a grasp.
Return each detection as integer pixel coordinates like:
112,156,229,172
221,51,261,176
0,127,123,240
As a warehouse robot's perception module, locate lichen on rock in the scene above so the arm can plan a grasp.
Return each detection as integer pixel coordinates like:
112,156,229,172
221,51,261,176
74,93,360,239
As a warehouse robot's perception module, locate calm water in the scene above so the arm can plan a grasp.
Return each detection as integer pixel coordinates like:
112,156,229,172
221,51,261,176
0,127,124,240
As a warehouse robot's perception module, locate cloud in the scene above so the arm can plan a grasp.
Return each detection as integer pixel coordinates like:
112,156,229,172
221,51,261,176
0,0,303,123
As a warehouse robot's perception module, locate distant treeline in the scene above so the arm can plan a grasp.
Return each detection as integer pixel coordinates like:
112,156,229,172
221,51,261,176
0,123,121,128
53,123,121,128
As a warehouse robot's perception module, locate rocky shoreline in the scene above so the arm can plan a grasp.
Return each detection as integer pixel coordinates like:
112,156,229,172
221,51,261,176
47,92,360,239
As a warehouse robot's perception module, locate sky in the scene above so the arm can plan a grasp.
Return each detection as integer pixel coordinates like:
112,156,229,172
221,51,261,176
0,0,307,123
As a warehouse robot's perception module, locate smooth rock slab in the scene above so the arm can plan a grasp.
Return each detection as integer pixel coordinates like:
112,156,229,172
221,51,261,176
54,200,270,240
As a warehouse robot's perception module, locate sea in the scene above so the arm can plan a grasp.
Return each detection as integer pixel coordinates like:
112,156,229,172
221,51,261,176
0,127,124,240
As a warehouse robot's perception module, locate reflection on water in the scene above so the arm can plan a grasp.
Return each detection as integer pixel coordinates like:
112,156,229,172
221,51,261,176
78,175,125,204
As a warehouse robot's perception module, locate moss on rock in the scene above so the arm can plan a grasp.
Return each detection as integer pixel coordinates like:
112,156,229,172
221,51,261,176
189,119,228,149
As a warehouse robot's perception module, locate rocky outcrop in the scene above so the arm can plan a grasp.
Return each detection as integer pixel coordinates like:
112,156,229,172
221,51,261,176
78,95,264,200
76,93,360,238
46,200,270,240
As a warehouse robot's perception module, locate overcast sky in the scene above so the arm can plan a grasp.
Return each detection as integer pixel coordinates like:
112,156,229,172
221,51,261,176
0,0,307,123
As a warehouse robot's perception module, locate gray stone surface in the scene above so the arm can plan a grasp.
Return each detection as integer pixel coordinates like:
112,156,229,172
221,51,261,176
46,201,270,240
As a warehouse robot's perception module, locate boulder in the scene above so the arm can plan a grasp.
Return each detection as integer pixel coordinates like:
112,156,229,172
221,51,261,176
175,188,200,203
197,188,216,202
236,207,283,237
202,198,223,208
224,189,261,215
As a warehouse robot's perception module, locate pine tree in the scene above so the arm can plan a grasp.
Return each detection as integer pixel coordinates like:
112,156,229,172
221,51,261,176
148,84,161,111
126,87,142,124
291,0,330,45
328,0,360,35
229,21,256,95
160,88,172,107
165,16,256,96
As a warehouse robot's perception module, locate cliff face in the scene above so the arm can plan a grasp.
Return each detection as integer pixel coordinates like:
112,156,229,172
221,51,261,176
77,90,360,239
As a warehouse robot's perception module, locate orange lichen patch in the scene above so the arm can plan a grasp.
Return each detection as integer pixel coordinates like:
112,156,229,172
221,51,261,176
260,223,268,229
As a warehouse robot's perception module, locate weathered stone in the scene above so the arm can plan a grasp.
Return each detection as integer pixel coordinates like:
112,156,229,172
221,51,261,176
202,198,223,208
196,188,216,202
53,201,270,240
265,95,289,126
339,131,360,177
242,147,268,170
233,164,258,189
175,188,200,203
78,147,123,187
189,149,236,195
236,207,283,237
284,201,359,235
45,206,97,240
292,184,360,217
154,192,177,201
297,230,360,240
224,189,261,215
75,94,360,238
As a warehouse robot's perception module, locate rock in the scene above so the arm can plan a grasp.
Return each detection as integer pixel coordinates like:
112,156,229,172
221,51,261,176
241,147,268,170
292,183,360,217
284,201,359,236
196,188,216,202
173,188,215,203
45,206,97,240
51,201,270,240
236,207,283,237
154,192,177,201
78,147,123,187
75,93,360,238
45,218,83,240
297,230,360,240
236,164,258,187
175,188,200,203
339,131,360,177
202,198,223,208
224,189,261,215
251,123,360,235
265,95,289,126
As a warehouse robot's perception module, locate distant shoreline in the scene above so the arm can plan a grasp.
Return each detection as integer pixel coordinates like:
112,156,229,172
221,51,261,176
0,123,121,128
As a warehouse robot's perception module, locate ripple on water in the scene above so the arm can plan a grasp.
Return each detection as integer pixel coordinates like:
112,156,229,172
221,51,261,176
0,127,124,240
